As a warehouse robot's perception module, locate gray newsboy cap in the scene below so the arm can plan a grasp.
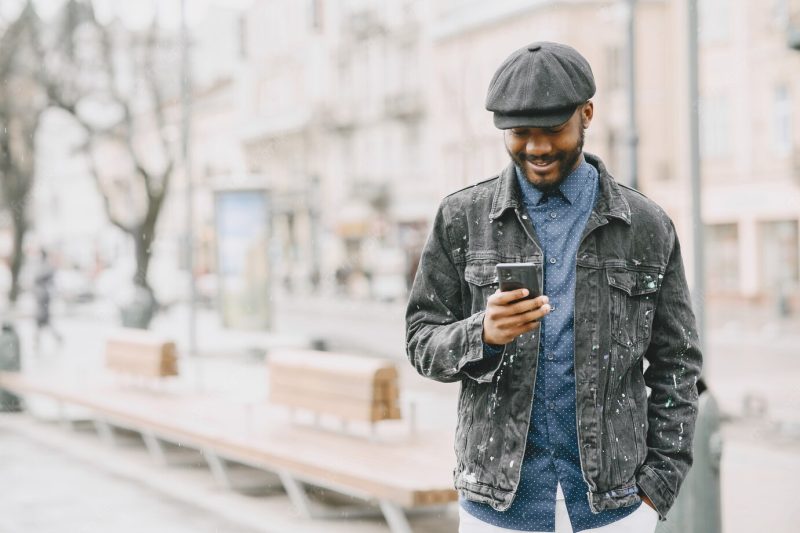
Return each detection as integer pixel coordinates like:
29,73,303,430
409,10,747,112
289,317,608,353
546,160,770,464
486,41,596,129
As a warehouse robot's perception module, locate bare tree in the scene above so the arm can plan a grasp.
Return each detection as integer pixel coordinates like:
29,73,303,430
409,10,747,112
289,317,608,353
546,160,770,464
40,0,180,326
0,1,46,305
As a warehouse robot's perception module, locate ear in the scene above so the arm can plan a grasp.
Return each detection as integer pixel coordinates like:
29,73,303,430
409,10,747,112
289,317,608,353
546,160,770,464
581,101,594,129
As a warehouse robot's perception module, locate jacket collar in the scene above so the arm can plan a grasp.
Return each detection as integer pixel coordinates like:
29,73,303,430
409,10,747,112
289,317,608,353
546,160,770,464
489,152,631,225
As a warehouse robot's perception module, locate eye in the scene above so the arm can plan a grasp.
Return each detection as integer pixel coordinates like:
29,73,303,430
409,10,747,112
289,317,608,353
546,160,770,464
510,128,529,137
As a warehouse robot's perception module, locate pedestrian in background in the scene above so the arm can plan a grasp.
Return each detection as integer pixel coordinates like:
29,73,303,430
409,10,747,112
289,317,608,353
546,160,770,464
33,249,63,352
406,42,702,533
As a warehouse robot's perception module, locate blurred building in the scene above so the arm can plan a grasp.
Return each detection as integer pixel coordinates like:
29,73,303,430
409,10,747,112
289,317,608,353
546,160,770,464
322,0,433,300
237,0,432,301
698,0,800,316
236,0,329,296
27,0,800,320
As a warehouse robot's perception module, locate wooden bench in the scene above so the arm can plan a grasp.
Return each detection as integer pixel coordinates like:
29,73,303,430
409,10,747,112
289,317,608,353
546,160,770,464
105,329,178,378
268,350,401,426
0,362,456,533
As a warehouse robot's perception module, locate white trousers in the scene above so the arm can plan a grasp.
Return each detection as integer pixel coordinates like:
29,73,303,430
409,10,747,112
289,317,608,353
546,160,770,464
458,500,659,533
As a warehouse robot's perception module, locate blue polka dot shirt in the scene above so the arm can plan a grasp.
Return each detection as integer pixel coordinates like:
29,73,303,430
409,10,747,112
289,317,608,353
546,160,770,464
461,159,641,531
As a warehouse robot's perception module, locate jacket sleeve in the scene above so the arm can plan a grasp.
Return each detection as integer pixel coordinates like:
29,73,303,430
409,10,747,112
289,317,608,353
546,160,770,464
405,201,505,384
636,222,703,520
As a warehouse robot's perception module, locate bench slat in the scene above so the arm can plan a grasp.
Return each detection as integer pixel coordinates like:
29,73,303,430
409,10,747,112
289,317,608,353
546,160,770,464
267,350,401,424
105,330,178,378
269,367,399,402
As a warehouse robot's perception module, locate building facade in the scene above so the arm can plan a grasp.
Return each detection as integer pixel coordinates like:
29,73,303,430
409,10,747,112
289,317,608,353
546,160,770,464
697,0,800,316
28,0,800,322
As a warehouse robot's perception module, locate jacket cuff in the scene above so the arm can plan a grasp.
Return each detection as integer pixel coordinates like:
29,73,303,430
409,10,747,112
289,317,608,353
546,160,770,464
483,342,506,357
636,464,674,521
459,311,505,383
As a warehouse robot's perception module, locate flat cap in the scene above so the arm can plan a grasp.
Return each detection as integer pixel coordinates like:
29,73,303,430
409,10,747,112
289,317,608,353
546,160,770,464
486,41,596,129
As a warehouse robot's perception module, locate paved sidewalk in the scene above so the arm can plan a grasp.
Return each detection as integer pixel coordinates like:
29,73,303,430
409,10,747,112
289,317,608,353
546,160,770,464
0,415,261,533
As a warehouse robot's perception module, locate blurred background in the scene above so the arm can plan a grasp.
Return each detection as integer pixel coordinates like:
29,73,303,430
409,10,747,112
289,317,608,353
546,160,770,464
0,0,798,532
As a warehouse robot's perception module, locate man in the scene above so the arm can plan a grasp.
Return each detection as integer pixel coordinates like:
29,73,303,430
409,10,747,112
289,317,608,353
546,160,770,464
405,42,702,533
33,249,63,352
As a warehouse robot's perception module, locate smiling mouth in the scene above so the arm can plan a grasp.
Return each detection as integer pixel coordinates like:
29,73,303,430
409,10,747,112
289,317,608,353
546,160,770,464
525,160,557,172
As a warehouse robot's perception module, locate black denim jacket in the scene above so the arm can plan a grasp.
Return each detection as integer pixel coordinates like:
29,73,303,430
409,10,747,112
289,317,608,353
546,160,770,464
405,153,702,521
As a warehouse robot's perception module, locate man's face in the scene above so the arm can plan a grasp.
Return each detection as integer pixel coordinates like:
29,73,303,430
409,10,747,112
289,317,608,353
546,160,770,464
504,102,593,192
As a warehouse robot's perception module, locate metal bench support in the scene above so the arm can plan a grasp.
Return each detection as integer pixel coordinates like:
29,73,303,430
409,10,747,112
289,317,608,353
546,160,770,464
277,470,414,533
56,401,75,431
93,419,117,447
203,449,232,490
278,470,315,518
379,501,414,533
141,430,168,466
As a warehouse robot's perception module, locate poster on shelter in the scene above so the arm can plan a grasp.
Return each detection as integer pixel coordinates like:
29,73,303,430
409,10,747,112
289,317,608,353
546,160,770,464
214,189,270,329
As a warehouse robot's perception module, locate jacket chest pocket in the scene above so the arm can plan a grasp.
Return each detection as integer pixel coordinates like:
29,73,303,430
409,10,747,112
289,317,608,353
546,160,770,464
464,262,499,314
606,268,660,347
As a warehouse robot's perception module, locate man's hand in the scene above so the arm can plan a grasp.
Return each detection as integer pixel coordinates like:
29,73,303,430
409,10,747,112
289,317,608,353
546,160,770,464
482,289,551,345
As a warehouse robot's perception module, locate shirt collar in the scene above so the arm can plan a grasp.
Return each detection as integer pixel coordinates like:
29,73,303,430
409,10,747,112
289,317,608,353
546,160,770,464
514,158,596,206
489,153,631,225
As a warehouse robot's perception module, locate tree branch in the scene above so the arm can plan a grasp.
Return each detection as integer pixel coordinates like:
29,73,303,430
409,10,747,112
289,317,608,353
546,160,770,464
82,137,134,234
144,17,174,187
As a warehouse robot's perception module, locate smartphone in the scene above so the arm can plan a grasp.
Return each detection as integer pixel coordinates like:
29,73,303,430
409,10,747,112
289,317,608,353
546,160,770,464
496,262,541,301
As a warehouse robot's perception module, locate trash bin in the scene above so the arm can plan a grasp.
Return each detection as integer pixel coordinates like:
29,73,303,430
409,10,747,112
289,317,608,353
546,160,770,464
0,321,22,411
655,379,722,533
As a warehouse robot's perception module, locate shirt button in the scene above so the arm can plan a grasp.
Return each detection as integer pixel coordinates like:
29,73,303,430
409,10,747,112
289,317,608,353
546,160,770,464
549,257,557,264
548,402,556,410
549,212,557,219
547,353,555,360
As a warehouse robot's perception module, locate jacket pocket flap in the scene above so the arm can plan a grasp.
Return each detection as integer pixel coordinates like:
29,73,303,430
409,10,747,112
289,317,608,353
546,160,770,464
606,268,661,296
464,263,498,286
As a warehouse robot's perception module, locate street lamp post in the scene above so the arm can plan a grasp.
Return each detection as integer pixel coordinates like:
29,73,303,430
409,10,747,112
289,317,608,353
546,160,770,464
626,0,639,190
180,0,197,358
687,0,706,364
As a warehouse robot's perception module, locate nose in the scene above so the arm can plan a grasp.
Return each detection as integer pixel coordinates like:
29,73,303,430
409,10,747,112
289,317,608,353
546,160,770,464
525,133,551,158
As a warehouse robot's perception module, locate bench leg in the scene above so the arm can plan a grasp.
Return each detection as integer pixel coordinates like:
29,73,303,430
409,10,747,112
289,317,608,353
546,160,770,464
141,430,168,466
278,470,316,518
379,501,414,533
277,470,411,529
93,419,117,447
203,449,232,490
56,401,75,431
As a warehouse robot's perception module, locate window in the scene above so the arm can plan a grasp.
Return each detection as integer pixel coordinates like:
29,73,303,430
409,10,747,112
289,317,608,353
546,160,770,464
772,0,789,28
705,223,740,292
308,0,323,31
605,46,623,91
699,0,729,43
700,95,730,158
238,14,248,59
773,85,793,155
759,220,799,291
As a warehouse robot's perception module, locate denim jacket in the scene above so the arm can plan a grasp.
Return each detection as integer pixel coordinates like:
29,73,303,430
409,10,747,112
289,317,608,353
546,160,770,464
405,153,702,521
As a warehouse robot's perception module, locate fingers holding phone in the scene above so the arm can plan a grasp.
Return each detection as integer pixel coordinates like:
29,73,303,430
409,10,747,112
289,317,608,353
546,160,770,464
483,289,551,345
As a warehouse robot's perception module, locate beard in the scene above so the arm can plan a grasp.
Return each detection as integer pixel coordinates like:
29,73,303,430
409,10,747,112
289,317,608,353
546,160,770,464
510,127,585,193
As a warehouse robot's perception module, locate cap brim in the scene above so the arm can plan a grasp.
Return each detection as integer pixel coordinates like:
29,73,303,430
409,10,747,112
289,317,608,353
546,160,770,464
493,106,576,129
